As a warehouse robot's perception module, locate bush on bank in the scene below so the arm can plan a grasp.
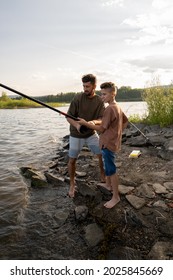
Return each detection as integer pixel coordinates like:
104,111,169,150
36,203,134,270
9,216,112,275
130,79,173,127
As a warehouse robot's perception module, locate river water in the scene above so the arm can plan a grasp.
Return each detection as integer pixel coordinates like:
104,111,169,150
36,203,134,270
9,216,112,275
0,102,147,238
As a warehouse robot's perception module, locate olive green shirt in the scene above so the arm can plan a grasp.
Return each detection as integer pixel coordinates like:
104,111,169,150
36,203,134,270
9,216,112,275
67,93,105,138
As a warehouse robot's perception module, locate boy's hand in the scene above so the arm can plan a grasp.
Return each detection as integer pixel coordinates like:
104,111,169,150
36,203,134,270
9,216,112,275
77,118,88,126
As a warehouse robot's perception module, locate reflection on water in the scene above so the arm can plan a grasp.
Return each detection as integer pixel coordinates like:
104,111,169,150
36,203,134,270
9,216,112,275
0,102,147,237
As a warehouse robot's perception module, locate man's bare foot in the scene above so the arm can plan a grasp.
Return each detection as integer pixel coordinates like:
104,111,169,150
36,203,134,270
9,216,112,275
68,186,78,198
97,182,112,191
104,197,120,208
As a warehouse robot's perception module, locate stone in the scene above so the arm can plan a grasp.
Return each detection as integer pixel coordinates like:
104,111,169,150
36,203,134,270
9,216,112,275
148,241,173,260
118,185,134,195
84,223,104,247
164,182,173,191
31,175,48,188
153,200,168,210
54,209,69,226
126,194,146,209
158,220,173,237
75,205,88,221
44,172,65,185
108,246,142,260
136,183,155,198
153,183,168,194
75,171,87,177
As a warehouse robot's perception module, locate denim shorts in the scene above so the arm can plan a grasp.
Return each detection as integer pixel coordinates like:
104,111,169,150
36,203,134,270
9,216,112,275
69,133,101,158
101,148,116,176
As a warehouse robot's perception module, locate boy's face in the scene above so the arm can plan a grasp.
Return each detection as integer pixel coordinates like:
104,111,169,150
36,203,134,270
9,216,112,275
100,88,114,103
83,82,96,97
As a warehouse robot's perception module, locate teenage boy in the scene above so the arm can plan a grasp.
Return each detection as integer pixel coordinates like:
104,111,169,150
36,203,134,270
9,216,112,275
78,82,128,208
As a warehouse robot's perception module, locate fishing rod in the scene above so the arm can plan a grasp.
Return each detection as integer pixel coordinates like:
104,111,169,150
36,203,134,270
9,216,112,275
0,83,87,133
129,121,157,149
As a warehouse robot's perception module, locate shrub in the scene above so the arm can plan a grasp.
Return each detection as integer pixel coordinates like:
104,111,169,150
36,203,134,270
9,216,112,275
142,78,173,126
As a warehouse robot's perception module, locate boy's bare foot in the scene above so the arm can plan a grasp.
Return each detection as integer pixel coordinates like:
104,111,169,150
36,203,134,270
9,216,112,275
104,197,120,209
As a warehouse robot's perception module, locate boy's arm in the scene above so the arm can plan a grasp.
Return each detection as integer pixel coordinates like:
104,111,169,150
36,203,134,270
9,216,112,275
78,118,105,133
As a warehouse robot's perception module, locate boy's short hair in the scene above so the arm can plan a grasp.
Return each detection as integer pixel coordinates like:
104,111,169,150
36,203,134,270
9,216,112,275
100,82,117,93
82,74,97,85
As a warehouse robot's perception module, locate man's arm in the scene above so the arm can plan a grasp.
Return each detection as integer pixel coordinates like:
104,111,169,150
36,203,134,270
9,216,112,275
66,117,81,132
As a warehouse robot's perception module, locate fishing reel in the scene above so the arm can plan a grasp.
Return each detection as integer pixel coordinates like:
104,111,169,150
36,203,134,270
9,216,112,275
79,125,89,134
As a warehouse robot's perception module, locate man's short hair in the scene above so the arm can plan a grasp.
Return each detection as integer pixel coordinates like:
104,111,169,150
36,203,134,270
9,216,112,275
100,82,117,93
82,74,97,85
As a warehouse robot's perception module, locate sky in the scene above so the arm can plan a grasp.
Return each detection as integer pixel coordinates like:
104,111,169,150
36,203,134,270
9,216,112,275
0,0,173,96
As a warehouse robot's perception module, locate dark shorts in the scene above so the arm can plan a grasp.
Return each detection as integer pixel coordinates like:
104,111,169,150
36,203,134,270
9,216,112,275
101,148,116,176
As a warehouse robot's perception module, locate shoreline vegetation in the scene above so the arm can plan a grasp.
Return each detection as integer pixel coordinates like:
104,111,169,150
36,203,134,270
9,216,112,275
1,80,173,126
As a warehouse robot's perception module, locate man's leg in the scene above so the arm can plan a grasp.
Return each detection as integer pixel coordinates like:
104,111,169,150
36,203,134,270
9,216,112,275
68,157,77,198
68,136,84,198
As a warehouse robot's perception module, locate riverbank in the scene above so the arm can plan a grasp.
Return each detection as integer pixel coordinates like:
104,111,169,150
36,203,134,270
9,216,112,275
0,124,173,260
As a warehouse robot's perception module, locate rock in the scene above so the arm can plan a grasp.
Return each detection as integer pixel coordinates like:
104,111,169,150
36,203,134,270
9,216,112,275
75,171,87,177
108,246,142,260
148,241,173,259
153,200,168,210
84,223,104,247
164,182,173,191
77,183,97,198
31,175,48,188
163,193,173,200
126,194,146,209
118,185,134,195
153,183,168,194
125,208,144,227
136,183,155,198
44,172,65,185
158,139,173,160
75,205,88,221
151,171,169,180
158,220,173,237
53,209,69,226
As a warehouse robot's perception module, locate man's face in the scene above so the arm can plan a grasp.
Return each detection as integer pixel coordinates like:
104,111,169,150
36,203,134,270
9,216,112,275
83,82,96,97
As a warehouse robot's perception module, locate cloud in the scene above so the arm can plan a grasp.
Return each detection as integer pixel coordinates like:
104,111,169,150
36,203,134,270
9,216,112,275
31,72,46,81
123,0,173,46
126,55,173,72
101,0,124,7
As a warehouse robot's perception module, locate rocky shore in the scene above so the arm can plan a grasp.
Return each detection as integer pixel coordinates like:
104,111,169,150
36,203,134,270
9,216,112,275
1,123,173,260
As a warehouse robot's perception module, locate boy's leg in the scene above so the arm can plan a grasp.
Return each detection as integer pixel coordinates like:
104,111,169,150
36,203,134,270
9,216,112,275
87,134,105,182
104,173,120,208
97,154,106,183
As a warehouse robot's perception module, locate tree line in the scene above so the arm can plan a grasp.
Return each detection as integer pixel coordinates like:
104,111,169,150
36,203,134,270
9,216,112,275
33,86,144,103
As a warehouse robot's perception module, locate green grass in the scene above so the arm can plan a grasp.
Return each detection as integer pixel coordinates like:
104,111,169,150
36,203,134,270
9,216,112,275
0,98,64,109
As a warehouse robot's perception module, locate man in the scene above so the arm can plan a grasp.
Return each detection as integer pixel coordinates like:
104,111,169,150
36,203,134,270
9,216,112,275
66,74,105,198
78,82,128,208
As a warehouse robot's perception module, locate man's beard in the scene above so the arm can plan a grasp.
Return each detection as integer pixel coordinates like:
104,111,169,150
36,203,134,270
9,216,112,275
84,91,93,96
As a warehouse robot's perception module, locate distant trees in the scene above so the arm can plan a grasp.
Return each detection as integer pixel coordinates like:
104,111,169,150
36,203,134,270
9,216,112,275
34,86,144,103
117,86,143,101
0,92,11,101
